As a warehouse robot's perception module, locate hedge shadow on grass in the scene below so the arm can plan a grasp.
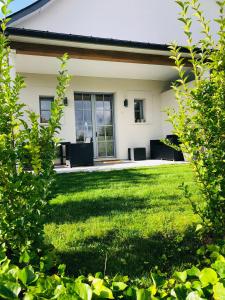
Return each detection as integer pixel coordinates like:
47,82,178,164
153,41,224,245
52,168,161,196
47,192,183,224
56,225,201,278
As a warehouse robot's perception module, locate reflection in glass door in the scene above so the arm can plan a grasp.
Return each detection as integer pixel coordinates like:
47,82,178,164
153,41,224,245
95,94,114,157
74,93,115,158
74,93,93,143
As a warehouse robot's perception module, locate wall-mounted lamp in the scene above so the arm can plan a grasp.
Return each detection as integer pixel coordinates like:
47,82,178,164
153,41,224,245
124,99,128,107
63,97,68,106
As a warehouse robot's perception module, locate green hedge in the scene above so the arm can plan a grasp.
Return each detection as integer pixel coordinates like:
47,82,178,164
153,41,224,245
0,243,224,299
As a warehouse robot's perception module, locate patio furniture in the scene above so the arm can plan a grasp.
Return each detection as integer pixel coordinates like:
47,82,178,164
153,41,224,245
128,147,146,161
59,142,94,167
150,135,184,161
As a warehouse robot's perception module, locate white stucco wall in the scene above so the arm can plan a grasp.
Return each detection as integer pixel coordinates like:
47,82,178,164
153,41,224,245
13,0,219,45
160,88,178,137
19,73,167,159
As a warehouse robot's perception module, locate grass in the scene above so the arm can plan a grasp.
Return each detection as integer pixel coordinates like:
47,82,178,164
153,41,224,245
45,164,201,277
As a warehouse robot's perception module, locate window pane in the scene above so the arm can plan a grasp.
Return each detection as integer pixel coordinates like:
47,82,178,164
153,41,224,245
135,110,141,122
76,126,84,142
96,94,104,101
104,94,113,102
134,100,144,122
107,142,114,156
75,110,83,123
96,99,104,110
75,100,83,110
83,94,91,101
104,99,112,110
40,111,51,123
84,110,92,123
105,126,113,140
98,142,106,157
104,110,112,125
40,99,52,110
134,100,141,110
97,126,105,141
83,101,91,110
96,110,104,125
86,126,93,139
74,93,82,101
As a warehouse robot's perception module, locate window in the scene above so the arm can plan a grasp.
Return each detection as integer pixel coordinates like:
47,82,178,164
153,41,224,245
75,93,93,143
134,99,144,122
40,97,54,123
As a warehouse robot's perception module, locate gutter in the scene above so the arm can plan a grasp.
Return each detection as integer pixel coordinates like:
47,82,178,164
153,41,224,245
6,27,191,53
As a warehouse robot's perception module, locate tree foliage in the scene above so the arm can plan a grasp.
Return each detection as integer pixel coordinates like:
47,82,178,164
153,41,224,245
168,0,225,236
0,0,71,262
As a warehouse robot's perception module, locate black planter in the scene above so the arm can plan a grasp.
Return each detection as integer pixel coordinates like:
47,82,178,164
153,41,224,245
128,148,146,161
69,143,94,167
150,136,184,161
59,142,94,167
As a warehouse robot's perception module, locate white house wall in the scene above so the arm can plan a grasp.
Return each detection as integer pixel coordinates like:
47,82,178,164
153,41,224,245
160,88,178,137
19,73,167,159
14,0,219,45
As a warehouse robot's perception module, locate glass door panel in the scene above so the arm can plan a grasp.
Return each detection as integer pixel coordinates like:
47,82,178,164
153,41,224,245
75,93,93,143
75,93,115,158
96,94,114,158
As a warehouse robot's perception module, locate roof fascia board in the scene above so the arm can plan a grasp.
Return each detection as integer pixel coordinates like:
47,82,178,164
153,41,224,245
6,27,191,54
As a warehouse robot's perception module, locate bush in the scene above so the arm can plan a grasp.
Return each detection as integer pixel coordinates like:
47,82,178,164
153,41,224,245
0,0,70,262
168,0,225,235
0,243,224,299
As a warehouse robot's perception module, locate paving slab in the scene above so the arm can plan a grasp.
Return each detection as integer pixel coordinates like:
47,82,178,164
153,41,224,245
55,160,186,174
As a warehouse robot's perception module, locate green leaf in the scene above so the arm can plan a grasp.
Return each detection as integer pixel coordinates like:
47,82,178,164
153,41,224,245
174,270,187,282
0,246,7,264
151,272,166,287
19,266,38,285
213,282,225,300
1,5,7,16
4,282,21,298
136,288,152,300
95,285,114,299
173,284,187,299
192,280,202,292
58,264,66,276
111,282,127,291
74,282,92,300
0,284,17,299
23,294,34,300
187,267,201,278
92,279,114,299
19,251,30,264
199,268,218,286
211,261,225,278
95,272,103,279
186,291,203,300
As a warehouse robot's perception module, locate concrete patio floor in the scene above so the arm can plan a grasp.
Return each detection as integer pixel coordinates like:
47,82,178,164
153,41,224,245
55,160,186,174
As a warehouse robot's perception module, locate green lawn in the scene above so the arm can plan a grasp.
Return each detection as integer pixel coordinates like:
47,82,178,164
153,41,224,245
46,164,201,277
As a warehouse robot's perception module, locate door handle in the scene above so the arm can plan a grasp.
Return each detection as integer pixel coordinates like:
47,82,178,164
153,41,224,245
96,132,98,137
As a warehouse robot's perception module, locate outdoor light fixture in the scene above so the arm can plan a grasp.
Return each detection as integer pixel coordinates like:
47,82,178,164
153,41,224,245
124,99,128,107
63,97,68,106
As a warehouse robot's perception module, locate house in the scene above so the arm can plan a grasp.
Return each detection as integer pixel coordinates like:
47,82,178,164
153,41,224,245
6,0,218,161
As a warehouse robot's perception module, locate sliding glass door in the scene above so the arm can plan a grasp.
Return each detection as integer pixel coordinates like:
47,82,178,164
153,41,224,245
75,93,115,158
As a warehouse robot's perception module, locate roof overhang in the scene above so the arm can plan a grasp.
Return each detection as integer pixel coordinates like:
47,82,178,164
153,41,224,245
7,27,190,54
7,28,192,67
